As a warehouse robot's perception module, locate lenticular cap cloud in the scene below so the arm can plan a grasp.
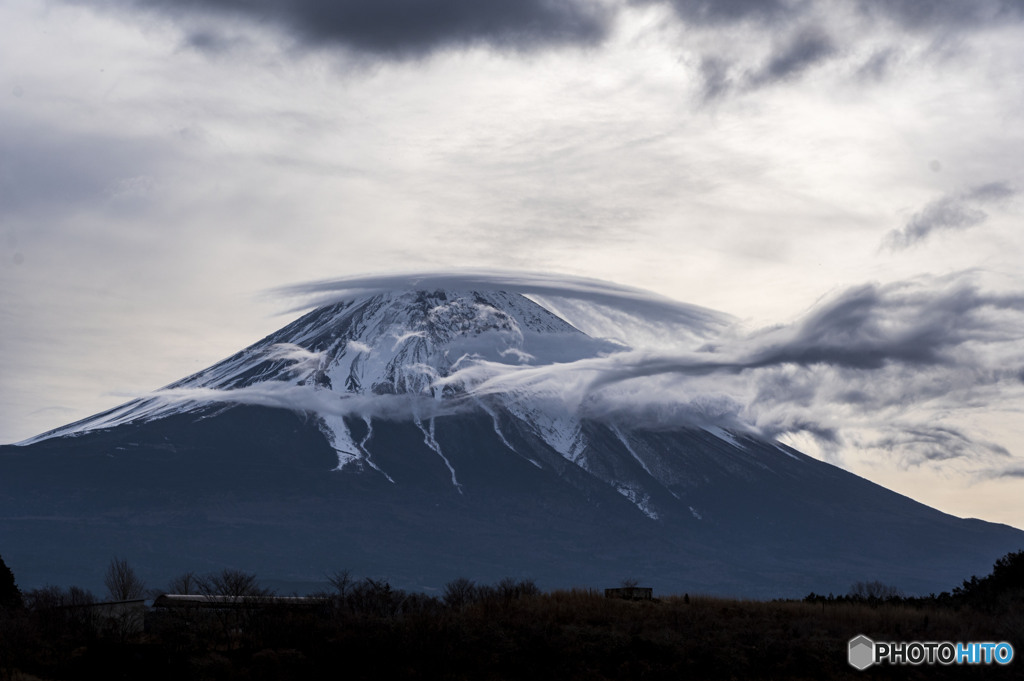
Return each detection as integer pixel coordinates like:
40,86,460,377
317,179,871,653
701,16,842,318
272,270,735,339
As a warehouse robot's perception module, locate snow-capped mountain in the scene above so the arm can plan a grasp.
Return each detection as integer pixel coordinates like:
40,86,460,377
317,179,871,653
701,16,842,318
32,290,599,423
2,287,1022,596
25,289,685,518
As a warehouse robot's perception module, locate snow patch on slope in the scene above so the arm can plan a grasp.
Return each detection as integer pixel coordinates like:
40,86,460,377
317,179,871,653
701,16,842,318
703,425,745,450
502,400,586,467
320,413,362,471
415,417,462,494
615,484,659,520
773,442,803,461
610,425,654,477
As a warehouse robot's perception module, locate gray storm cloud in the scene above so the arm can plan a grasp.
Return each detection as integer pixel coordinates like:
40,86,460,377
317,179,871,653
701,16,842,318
88,0,612,58
698,26,838,100
745,26,837,88
885,182,1017,250
69,0,1024,60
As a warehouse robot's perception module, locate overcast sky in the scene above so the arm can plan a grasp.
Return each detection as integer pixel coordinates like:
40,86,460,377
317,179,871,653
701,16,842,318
2,0,1023,528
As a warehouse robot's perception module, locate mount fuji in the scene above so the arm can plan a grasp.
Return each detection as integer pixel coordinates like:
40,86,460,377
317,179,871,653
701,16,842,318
2,281,1021,596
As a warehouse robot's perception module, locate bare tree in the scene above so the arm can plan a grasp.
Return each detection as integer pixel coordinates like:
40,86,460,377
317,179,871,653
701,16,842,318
348,578,405,617
197,569,272,602
168,571,199,595
443,577,477,611
495,577,539,605
848,580,902,600
196,569,274,647
327,569,354,599
104,557,146,601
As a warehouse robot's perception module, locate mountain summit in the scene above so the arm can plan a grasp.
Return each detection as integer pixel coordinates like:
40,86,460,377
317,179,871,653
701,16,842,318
2,285,1021,596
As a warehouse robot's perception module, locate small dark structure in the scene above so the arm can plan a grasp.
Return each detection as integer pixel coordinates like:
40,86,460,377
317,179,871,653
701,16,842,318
604,587,653,601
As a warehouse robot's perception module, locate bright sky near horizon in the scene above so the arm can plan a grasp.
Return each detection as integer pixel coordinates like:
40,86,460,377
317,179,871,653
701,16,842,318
2,0,1023,528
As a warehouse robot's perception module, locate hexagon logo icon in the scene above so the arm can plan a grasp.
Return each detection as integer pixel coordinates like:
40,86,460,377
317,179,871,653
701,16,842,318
848,635,875,670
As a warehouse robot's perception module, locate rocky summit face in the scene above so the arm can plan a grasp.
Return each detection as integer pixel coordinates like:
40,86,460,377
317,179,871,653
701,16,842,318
2,289,1022,596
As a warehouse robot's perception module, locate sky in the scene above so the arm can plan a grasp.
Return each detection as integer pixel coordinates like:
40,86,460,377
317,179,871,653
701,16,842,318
2,0,1023,528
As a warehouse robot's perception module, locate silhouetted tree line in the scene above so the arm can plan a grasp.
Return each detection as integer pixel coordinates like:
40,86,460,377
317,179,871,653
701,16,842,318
952,549,1024,612
0,555,20,611
801,549,1024,613
1,550,1021,680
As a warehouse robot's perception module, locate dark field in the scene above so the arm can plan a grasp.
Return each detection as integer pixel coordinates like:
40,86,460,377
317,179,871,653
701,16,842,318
1,555,1022,681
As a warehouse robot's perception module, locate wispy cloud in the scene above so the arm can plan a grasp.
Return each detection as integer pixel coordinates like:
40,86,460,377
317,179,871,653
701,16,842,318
695,26,839,100
152,384,466,421
884,182,1016,250
429,273,1024,465
264,343,324,374
866,424,1011,462
745,26,837,88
